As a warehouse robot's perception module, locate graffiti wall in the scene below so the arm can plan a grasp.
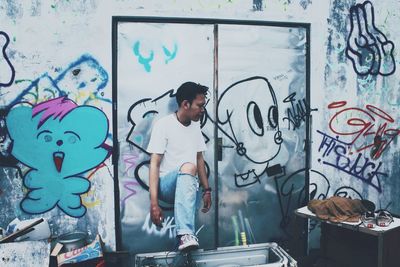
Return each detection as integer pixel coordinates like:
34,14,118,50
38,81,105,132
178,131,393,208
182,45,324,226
285,0,396,253
0,2,117,250
306,0,400,248
114,0,400,254
0,0,399,259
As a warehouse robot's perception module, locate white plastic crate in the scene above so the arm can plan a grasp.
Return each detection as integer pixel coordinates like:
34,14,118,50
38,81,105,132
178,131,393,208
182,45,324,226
135,242,297,267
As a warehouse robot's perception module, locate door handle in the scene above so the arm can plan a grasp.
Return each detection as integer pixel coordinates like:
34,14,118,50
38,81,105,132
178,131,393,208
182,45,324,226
217,137,234,161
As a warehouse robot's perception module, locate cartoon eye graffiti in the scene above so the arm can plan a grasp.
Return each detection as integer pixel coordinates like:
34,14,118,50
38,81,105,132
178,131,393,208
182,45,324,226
64,131,81,144
37,130,53,142
67,136,77,144
268,105,278,129
247,101,264,136
44,135,52,142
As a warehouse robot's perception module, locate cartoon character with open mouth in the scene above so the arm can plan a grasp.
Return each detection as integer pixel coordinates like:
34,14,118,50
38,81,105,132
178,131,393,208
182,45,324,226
6,96,110,217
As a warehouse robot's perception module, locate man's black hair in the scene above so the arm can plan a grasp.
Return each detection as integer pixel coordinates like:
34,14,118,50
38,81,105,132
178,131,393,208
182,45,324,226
176,82,208,106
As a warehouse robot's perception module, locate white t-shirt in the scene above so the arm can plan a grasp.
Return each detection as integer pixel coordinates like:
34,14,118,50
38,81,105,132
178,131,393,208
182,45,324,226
147,113,207,176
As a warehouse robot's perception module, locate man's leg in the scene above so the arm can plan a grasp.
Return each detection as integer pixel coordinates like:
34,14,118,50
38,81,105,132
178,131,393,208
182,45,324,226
175,163,199,250
158,169,179,205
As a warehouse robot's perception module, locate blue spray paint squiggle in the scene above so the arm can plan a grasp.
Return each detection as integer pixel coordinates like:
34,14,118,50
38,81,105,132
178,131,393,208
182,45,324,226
133,41,154,72
8,54,110,107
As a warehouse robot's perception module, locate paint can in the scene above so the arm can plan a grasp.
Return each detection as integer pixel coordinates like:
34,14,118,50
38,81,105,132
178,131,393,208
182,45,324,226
57,231,87,252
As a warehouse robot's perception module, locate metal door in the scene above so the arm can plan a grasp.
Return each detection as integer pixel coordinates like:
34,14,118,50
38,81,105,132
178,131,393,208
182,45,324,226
114,20,215,253
113,18,310,254
215,23,310,250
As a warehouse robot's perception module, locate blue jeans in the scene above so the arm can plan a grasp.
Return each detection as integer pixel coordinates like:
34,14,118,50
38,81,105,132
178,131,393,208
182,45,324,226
158,169,199,236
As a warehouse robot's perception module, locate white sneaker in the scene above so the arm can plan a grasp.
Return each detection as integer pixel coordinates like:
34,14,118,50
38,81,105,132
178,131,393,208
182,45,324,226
178,234,199,251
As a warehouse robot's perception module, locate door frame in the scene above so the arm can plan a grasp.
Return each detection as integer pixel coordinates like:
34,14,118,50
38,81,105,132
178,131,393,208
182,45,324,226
112,16,311,252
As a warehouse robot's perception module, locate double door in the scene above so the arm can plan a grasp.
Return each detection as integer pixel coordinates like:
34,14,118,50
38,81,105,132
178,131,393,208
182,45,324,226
114,18,310,253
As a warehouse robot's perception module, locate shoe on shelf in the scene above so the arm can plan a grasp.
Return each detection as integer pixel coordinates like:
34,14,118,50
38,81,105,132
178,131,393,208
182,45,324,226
361,211,376,228
178,234,199,251
376,210,394,227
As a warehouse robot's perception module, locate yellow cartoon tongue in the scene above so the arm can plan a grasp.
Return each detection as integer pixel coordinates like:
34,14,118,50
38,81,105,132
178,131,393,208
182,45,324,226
53,152,64,172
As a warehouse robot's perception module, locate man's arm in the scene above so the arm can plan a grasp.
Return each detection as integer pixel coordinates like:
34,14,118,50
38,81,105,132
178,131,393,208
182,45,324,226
149,153,163,226
197,152,211,213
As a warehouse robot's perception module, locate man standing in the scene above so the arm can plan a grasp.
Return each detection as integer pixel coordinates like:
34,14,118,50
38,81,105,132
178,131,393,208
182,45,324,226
147,82,212,251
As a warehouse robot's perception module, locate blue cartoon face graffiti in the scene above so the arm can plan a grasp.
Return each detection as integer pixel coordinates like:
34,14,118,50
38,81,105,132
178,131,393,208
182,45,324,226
6,97,110,217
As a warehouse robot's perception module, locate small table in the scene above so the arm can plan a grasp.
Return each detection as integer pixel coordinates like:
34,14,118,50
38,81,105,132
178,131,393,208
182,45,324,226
295,206,400,267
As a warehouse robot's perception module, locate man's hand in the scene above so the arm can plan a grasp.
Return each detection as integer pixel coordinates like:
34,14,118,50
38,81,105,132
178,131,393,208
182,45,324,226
201,192,212,213
150,203,164,227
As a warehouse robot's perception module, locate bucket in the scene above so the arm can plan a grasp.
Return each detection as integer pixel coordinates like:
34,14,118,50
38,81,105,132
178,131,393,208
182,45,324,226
58,231,87,252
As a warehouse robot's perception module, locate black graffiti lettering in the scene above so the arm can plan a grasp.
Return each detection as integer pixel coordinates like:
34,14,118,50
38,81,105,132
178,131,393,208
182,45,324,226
349,153,371,177
334,144,350,170
283,93,316,130
317,130,339,158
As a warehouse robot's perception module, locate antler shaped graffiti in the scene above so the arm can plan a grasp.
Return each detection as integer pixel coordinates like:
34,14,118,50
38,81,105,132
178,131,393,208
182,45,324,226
346,1,395,76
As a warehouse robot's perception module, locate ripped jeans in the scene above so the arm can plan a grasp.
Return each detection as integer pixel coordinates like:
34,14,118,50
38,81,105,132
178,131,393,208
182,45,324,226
158,169,199,236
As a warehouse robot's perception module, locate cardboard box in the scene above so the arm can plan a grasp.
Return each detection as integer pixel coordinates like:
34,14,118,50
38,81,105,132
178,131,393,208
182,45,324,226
56,235,104,267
